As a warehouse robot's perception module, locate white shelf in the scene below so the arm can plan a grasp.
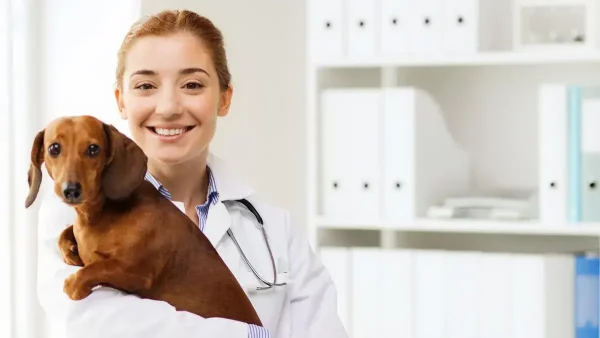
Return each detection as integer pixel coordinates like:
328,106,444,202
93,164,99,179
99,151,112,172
311,50,600,69
315,217,600,237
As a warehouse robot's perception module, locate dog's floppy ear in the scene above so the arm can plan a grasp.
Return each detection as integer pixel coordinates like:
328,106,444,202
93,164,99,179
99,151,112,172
25,129,45,208
102,123,147,200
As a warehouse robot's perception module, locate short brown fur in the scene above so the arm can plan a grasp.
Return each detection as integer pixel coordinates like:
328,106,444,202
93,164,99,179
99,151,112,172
26,115,262,326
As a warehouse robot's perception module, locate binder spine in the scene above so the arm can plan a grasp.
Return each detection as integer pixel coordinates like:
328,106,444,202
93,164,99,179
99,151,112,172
575,255,600,338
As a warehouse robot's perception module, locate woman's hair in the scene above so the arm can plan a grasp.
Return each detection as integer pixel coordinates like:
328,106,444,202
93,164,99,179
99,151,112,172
115,9,231,92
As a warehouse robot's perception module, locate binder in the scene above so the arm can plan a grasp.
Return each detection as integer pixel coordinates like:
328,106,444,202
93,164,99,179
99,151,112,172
443,251,479,338
477,253,513,338
408,0,443,55
345,0,378,58
441,0,479,54
575,255,599,338
581,97,600,222
413,250,446,338
379,249,413,338
307,0,344,60
320,89,380,224
379,0,410,57
351,248,381,337
317,248,352,336
538,84,569,224
321,89,355,222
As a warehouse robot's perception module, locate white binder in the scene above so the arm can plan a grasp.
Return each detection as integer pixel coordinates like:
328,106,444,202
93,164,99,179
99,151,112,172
321,89,355,222
443,251,479,338
351,248,381,338
317,248,352,336
308,0,344,60
379,249,413,338
381,87,470,223
345,0,378,58
408,0,443,55
441,0,479,54
581,98,600,222
538,84,568,224
413,250,446,338
510,254,574,338
380,0,410,57
477,253,513,338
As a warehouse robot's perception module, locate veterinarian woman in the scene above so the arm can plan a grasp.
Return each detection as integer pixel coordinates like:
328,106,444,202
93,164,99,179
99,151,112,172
35,8,348,338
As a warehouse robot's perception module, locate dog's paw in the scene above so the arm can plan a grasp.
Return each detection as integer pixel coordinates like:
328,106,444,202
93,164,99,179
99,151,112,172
59,244,84,267
64,273,91,300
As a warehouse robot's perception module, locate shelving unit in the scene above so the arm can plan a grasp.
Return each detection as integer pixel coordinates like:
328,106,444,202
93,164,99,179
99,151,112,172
304,0,600,337
305,0,600,255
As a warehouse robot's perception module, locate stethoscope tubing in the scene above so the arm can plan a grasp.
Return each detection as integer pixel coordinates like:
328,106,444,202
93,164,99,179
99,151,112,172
227,198,287,291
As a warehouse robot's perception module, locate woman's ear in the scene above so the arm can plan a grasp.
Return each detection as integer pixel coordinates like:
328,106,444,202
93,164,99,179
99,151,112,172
102,123,147,200
217,85,233,117
25,129,45,208
114,87,127,119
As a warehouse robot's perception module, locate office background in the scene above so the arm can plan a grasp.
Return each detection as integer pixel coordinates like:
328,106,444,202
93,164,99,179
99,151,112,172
2,0,600,337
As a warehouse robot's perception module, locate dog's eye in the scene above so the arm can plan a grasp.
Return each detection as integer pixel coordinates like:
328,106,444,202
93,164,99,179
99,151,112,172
48,143,60,157
87,144,100,157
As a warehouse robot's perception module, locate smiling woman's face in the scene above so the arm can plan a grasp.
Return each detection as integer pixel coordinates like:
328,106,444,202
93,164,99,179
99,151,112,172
114,31,232,165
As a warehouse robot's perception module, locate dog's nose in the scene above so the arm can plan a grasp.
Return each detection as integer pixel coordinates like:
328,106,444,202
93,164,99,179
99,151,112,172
62,182,82,202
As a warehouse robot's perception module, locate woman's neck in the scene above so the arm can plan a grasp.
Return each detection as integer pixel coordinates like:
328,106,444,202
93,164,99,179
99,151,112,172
147,156,209,208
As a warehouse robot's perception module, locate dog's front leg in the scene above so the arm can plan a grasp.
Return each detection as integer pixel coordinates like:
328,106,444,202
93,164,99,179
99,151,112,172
58,225,83,267
63,258,153,300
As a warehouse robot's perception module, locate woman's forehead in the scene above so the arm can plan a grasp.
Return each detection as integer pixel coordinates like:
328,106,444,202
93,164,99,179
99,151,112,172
124,32,214,76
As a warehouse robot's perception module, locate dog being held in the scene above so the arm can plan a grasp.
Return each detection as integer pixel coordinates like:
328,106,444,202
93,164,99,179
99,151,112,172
25,115,262,326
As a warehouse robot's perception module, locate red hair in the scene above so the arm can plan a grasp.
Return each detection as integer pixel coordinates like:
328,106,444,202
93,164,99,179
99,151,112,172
116,9,231,92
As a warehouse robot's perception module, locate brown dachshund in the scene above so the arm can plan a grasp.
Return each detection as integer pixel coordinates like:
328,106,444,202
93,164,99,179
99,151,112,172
25,115,262,326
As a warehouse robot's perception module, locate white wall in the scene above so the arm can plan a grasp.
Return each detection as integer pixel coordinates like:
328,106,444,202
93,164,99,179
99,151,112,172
142,0,308,225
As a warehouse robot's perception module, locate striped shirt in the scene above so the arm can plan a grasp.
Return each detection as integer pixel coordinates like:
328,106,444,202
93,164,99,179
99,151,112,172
144,167,270,338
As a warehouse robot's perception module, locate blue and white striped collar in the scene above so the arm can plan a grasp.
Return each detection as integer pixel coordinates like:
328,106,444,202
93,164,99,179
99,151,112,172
144,166,220,207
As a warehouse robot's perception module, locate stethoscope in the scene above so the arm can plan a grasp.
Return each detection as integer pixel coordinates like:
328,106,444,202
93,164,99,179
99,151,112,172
226,198,287,291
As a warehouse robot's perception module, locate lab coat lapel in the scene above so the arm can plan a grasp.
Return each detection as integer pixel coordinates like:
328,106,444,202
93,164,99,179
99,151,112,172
203,202,231,247
203,153,255,247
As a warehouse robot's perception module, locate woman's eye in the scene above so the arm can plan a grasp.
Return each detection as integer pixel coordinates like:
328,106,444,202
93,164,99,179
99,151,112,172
87,144,100,157
136,83,155,90
184,82,203,90
48,143,60,157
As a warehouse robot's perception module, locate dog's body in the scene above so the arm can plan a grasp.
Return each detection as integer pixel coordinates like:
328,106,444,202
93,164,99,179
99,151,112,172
26,115,262,326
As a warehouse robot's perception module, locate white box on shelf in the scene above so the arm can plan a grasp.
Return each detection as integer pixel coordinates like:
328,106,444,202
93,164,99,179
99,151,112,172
320,88,381,225
513,0,600,52
346,0,378,58
381,87,470,224
307,0,345,60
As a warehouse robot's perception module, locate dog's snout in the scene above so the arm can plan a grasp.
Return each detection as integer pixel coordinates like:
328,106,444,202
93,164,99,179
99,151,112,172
62,181,82,202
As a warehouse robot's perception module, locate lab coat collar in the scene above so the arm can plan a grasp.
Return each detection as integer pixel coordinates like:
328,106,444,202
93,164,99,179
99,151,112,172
206,152,255,202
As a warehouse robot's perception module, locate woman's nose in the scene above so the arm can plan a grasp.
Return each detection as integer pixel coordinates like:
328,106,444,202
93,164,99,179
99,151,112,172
155,89,183,118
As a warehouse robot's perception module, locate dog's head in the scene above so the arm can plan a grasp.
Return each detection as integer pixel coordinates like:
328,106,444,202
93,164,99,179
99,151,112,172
25,115,147,208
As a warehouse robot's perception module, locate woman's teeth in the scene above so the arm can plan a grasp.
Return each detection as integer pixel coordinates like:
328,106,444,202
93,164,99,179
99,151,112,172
155,128,185,136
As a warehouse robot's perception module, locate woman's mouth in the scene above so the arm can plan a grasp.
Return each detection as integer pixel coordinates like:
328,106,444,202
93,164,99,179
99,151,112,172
148,126,195,137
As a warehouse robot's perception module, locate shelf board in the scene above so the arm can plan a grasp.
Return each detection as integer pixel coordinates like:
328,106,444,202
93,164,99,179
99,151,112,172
311,50,600,69
315,217,600,237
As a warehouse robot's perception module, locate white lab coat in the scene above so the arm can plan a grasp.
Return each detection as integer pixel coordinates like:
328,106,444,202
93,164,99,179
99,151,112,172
36,153,349,338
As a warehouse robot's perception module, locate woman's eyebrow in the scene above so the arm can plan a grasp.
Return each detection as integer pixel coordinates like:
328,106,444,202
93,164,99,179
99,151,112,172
130,69,156,78
129,68,210,78
179,67,210,77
